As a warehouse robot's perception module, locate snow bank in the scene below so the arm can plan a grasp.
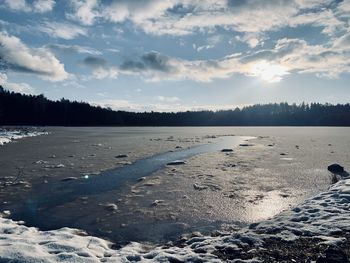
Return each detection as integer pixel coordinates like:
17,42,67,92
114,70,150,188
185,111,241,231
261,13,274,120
0,128,48,145
1,179,350,262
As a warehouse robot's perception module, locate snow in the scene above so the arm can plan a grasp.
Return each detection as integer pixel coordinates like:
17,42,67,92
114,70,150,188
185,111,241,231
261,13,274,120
1,178,350,262
0,128,48,145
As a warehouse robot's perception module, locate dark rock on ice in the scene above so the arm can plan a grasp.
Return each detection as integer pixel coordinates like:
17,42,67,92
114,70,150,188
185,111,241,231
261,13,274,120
327,164,344,174
221,149,233,152
167,160,186,165
115,154,128,158
61,177,78,181
239,143,253,147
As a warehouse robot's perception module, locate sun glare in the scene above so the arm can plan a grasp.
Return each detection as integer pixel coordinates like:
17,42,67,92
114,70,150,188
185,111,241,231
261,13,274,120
250,60,289,83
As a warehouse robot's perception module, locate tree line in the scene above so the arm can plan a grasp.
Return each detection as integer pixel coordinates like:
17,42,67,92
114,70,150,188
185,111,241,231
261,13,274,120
1,86,350,126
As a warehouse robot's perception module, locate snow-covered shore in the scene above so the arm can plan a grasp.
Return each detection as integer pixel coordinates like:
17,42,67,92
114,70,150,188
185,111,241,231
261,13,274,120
1,177,350,262
0,128,48,145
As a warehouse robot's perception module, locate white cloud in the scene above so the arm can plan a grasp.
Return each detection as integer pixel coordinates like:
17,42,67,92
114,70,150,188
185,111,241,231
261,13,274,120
194,35,223,52
94,98,245,112
0,73,35,94
66,0,346,40
157,96,180,103
106,48,120,53
81,56,118,79
115,34,350,83
38,21,87,40
46,44,102,55
333,32,350,49
91,67,118,79
234,33,265,48
246,38,260,48
32,0,55,13
3,0,55,13
3,0,31,12
247,60,289,83
242,37,350,79
67,0,99,26
0,32,69,81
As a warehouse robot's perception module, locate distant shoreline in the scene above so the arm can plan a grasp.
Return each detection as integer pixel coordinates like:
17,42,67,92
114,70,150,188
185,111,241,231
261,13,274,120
1,87,350,126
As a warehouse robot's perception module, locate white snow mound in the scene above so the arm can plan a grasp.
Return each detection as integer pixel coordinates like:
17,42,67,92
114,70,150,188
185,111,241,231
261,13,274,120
0,129,48,145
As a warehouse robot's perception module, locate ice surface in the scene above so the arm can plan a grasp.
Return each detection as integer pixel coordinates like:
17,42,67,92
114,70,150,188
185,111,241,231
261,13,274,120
2,178,350,262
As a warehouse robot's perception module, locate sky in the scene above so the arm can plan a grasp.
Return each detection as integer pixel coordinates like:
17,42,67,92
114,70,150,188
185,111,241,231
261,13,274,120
0,0,349,112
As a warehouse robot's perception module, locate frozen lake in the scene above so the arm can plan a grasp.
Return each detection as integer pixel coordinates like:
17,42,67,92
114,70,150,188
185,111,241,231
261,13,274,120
1,127,349,244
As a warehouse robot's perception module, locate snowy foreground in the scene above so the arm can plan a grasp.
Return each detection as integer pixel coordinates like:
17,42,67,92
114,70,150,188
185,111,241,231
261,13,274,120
0,129,48,145
1,178,350,262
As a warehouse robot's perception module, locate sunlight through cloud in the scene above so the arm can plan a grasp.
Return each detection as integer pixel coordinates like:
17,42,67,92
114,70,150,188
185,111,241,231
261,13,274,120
249,60,289,83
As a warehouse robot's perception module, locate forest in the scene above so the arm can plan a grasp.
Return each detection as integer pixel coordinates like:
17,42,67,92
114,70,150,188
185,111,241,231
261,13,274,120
1,86,350,126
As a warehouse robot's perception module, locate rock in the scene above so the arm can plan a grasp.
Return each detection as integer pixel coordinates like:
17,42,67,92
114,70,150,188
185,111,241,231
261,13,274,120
193,183,208,190
34,160,48,164
61,177,78,181
151,200,164,206
167,160,186,165
280,153,287,156
328,164,344,174
99,203,118,212
190,231,203,237
239,143,253,147
221,149,233,152
115,154,128,158
2,210,11,216
45,164,65,169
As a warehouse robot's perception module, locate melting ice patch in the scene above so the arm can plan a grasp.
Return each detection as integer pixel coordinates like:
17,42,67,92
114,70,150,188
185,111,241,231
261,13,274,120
1,179,350,262
0,128,48,145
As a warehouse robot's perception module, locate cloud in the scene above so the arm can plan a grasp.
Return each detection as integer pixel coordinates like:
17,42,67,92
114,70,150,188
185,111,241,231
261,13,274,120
66,0,345,39
193,35,223,52
116,51,236,82
46,44,102,55
233,33,266,48
240,37,350,79
82,56,118,79
289,9,345,35
106,48,120,53
114,34,350,82
157,96,180,103
83,56,107,67
3,0,31,12
38,21,87,40
32,0,55,13
94,98,244,112
66,0,99,26
120,51,175,73
3,0,55,13
333,32,350,49
0,73,35,94
0,32,68,81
